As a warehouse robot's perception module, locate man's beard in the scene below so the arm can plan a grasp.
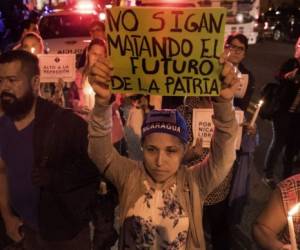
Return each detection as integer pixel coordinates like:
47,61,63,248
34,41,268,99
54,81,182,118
0,90,35,121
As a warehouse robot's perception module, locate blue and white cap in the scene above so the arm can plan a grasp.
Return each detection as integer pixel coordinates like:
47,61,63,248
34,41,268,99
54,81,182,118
141,109,189,144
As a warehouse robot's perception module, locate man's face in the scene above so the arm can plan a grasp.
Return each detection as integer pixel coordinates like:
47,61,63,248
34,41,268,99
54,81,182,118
142,133,186,183
225,38,246,66
294,37,300,60
0,61,35,120
89,25,105,40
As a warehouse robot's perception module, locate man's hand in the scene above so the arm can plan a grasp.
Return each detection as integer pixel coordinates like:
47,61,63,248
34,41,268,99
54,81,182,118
3,214,24,242
88,57,114,106
219,53,241,100
284,68,298,80
241,121,257,135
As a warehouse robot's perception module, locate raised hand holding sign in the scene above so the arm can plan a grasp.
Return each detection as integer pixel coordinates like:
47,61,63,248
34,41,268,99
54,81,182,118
88,57,114,105
89,51,240,107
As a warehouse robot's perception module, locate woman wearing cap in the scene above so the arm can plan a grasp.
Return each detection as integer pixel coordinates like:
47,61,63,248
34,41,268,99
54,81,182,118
88,56,239,249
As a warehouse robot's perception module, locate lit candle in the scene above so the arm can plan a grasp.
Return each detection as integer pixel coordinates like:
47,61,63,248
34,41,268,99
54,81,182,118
288,203,300,250
249,100,264,127
30,47,36,54
83,83,95,110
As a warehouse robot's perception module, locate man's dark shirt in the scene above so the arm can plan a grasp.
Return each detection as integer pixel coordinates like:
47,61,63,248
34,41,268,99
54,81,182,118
0,117,39,229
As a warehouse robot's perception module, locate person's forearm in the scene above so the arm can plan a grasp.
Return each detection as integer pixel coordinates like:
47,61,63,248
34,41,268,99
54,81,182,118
212,98,235,123
0,163,24,242
89,100,113,173
197,99,238,196
88,99,137,191
0,168,13,220
210,99,238,174
253,223,285,250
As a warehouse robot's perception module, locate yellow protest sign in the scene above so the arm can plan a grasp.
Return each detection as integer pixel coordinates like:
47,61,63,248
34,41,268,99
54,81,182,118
106,7,226,96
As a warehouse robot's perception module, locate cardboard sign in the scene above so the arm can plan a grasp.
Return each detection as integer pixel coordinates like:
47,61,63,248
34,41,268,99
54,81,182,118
38,54,76,83
234,74,249,98
192,108,244,149
106,7,227,96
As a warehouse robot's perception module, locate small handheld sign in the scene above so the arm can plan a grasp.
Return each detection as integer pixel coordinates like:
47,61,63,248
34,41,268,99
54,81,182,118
192,108,244,149
38,54,76,83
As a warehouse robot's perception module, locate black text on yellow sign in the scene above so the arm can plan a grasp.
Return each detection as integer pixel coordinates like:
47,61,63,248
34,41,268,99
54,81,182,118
106,7,227,96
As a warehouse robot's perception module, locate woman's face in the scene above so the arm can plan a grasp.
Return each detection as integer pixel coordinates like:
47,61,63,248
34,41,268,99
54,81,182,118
88,44,106,66
225,38,246,66
21,36,43,54
143,132,186,183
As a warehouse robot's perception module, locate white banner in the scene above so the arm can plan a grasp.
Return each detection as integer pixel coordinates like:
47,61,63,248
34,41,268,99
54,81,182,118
38,54,76,83
192,108,244,149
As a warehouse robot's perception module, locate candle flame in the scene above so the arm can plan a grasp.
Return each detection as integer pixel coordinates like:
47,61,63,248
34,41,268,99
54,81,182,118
84,84,95,95
31,47,36,54
258,100,264,106
288,203,300,216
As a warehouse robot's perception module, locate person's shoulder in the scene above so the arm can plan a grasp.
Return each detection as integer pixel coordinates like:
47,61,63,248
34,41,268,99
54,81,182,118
0,116,13,148
57,107,88,130
278,174,300,191
0,115,12,130
37,98,87,128
239,63,252,75
281,58,298,68
0,115,9,123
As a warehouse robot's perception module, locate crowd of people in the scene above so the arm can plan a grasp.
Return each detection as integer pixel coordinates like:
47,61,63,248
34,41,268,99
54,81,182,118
0,5,300,250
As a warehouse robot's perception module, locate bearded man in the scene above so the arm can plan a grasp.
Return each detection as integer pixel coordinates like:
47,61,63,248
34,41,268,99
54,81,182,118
0,50,100,250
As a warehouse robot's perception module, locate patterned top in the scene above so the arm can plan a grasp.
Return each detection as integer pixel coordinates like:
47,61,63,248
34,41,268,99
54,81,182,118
177,100,233,205
278,174,300,245
124,180,189,250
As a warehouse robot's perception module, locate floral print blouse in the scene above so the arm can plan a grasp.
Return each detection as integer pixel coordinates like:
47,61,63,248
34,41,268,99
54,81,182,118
123,181,189,250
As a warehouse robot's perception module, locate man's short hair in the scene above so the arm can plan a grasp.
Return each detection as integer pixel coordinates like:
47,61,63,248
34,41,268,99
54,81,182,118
89,21,105,32
226,33,249,51
0,50,40,79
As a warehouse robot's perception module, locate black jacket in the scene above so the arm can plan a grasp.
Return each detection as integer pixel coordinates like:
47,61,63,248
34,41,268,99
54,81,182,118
33,97,99,241
275,58,300,112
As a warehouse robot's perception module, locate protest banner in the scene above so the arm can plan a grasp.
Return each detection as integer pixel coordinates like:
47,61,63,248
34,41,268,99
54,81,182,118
106,7,227,96
192,108,244,149
38,54,76,83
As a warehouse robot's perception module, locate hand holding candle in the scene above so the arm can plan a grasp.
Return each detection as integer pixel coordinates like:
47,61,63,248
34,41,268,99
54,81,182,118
287,203,300,250
83,82,95,110
250,99,264,127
